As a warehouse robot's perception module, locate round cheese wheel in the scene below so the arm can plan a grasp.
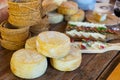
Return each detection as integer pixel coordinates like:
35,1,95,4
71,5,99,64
10,49,47,79
65,9,85,21
50,44,82,71
58,1,78,15
48,12,64,24
36,31,70,58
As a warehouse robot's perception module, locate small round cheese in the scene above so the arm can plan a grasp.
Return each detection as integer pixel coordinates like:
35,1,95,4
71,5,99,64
50,44,82,71
36,31,70,58
58,1,78,15
10,49,47,79
48,12,64,24
65,9,85,21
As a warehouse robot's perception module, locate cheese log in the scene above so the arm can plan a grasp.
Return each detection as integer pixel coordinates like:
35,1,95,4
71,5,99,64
10,49,47,79
66,21,120,41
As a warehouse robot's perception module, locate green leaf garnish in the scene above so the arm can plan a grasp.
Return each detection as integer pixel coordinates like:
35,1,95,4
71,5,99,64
69,24,76,27
97,27,107,31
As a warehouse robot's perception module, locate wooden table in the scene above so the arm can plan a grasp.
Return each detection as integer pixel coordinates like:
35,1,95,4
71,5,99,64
0,21,120,80
0,0,120,80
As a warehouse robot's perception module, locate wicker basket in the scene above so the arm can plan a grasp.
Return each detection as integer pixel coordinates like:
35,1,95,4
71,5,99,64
30,16,49,35
8,0,42,27
0,21,30,42
0,38,25,50
8,12,41,28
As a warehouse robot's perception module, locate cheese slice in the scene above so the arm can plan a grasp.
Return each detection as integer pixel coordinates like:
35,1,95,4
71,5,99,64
107,63,120,80
93,12,107,22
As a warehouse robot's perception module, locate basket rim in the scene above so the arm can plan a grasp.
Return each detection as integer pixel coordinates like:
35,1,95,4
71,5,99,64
0,21,30,32
8,0,41,4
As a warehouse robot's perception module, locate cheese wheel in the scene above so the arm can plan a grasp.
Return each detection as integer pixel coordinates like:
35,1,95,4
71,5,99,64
58,1,78,15
10,49,47,79
25,36,37,50
65,9,85,21
50,44,82,71
53,0,67,6
36,31,70,58
48,12,64,24
42,0,58,13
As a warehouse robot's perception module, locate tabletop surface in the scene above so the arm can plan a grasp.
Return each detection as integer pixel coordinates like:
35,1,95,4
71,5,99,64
0,22,120,80
0,0,120,80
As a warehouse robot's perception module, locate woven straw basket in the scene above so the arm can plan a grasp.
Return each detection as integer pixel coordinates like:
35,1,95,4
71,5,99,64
8,0,42,27
0,38,25,50
0,21,30,42
30,16,49,35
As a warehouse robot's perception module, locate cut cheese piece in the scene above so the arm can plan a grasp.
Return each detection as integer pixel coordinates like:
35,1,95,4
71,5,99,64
93,12,107,22
107,63,120,80
66,30,106,41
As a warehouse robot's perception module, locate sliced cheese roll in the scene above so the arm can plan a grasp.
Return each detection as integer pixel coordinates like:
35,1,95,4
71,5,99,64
50,44,82,71
10,49,47,79
36,31,70,58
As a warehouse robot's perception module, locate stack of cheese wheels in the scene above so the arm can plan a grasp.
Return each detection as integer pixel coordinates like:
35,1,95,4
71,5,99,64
36,31,71,58
58,1,85,21
50,43,82,71
24,31,82,73
10,49,47,79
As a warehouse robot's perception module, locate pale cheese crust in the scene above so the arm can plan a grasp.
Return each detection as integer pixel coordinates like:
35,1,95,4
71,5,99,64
25,36,37,50
10,49,47,79
65,9,85,21
48,12,64,24
58,1,78,15
50,44,82,71
36,31,70,58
